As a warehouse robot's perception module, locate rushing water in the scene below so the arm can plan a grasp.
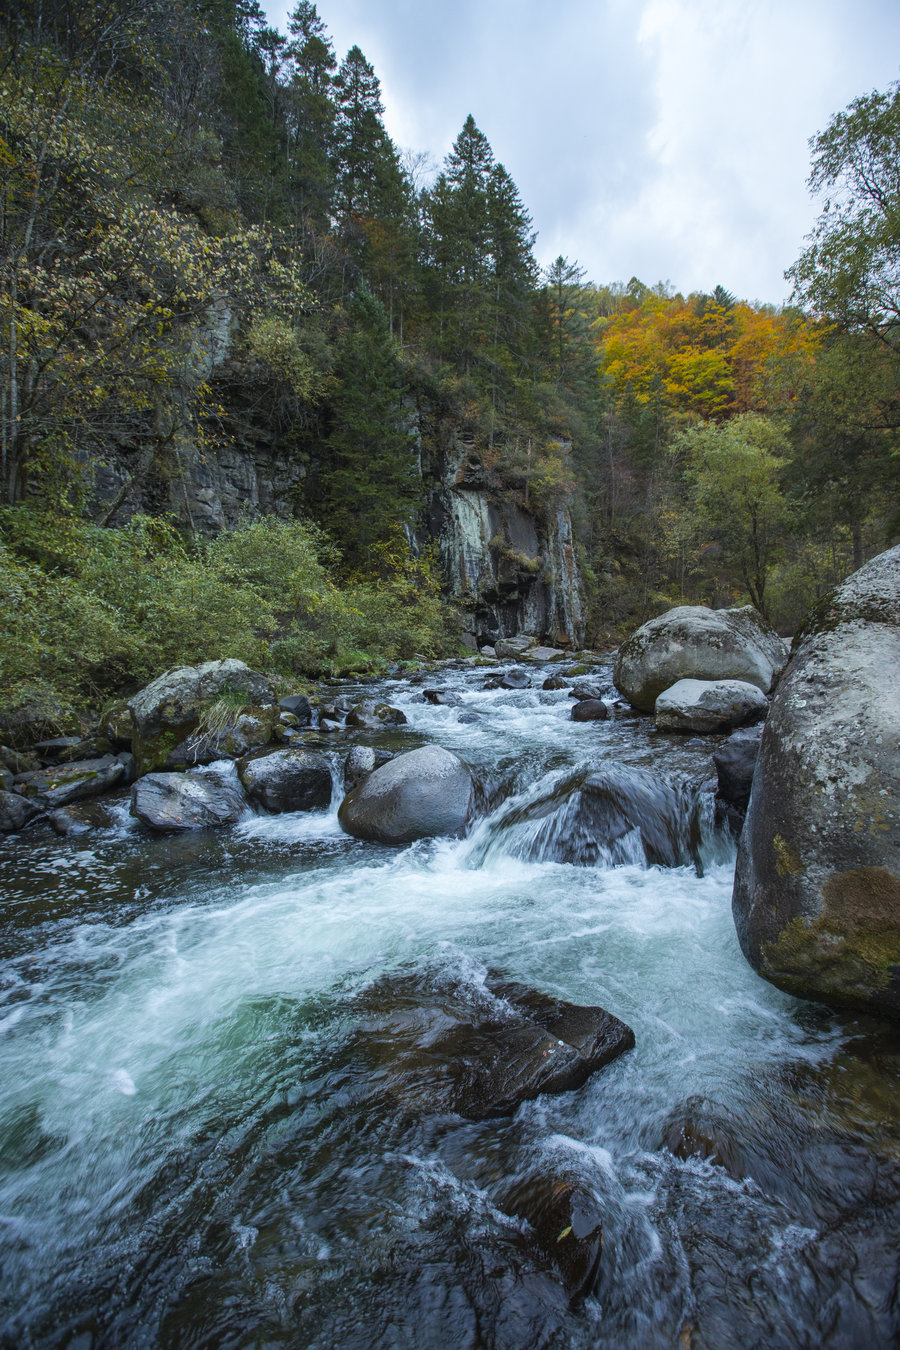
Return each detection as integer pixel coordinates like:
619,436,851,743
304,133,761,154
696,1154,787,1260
1,661,899,1349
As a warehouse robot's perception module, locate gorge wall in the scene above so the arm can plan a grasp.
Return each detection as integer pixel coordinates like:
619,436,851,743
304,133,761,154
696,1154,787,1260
88,320,584,649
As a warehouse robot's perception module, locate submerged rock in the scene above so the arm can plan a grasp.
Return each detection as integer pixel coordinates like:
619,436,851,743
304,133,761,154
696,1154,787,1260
655,678,768,734
491,765,702,869
238,748,333,813
338,746,475,845
614,605,787,711
131,771,247,832
732,546,900,1017
345,968,634,1121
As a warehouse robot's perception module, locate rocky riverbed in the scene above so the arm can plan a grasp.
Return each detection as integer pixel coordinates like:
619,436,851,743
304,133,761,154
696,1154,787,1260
1,651,899,1348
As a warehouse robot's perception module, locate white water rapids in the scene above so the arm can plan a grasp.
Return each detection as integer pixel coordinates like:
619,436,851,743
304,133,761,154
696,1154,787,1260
1,662,898,1348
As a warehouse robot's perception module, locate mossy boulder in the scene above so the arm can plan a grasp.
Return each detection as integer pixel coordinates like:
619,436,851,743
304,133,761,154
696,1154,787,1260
732,546,900,1018
613,605,787,712
128,660,275,775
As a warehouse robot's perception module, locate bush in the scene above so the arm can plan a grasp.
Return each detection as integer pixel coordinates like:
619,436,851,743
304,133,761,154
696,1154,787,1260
0,509,461,726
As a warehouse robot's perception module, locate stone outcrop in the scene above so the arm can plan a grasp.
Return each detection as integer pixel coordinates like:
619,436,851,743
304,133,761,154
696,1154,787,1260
338,745,475,845
655,678,768,734
426,431,584,648
614,605,787,712
732,547,900,1017
128,659,275,775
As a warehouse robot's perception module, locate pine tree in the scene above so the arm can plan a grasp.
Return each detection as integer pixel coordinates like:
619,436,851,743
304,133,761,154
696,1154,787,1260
317,291,418,568
283,1,337,231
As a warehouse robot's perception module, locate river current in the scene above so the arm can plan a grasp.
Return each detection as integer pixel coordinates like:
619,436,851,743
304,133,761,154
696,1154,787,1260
1,658,898,1349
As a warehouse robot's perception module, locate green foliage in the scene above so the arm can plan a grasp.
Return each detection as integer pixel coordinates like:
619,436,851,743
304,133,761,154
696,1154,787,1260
0,509,458,721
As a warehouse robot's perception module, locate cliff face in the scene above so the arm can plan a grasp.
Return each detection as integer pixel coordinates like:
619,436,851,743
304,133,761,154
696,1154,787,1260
424,430,584,649
89,320,584,647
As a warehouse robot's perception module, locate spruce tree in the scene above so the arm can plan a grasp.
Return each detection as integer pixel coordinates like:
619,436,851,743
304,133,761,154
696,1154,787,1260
317,291,418,568
283,1,337,231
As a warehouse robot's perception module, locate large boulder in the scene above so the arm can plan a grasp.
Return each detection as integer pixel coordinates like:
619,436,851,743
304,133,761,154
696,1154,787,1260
713,724,764,812
128,660,275,774
655,678,768,734
732,547,900,1017
238,748,333,813
614,605,788,712
338,746,475,845
131,770,247,832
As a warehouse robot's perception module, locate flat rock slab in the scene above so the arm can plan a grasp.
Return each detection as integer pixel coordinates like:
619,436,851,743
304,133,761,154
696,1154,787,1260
655,678,768,733
131,771,247,832
345,970,634,1121
13,755,128,809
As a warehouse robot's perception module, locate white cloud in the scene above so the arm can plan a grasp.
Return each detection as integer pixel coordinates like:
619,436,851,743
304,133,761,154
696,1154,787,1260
265,0,900,302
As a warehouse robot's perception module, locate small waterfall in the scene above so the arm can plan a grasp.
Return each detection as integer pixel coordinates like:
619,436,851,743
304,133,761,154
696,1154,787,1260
465,764,723,872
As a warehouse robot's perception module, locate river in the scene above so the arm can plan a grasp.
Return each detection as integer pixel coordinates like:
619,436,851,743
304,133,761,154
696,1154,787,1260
1,658,898,1348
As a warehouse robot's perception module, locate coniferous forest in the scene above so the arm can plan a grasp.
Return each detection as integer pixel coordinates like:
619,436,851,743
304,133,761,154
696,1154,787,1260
2,0,899,723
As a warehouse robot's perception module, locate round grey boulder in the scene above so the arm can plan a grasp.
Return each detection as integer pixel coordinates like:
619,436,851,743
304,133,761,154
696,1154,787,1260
571,699,609,722
614,605,787,712
338,746,475,845
238,748,333,813
732,546,900,1017
655,678,768,734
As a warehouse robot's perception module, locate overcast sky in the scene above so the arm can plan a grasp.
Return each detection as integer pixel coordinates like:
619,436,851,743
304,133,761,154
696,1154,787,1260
263,0,900,306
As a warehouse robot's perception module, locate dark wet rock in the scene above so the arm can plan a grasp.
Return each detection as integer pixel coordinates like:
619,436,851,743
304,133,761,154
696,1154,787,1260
319,696,353,719
338,746,475,845
238,748,332,813
346,969,634,1121
343,746,394,791
733,545,900,1018
490,1169,604,1299
714,725,764,813
571,699,609,723
0,745,38,775
129,659,275,775
492,765,700,868
422,689,463,706
542,675,569,690
660,1095,745,1179
500,668,531,690
614,605,788,711
345,699,408,729
457,710,481,724
13,755,128,809
569,682,606,701
278,693,313,725
31,735,109,764
49,798,125,836
0,790,42,833
131,771,247,832
655,678,768,734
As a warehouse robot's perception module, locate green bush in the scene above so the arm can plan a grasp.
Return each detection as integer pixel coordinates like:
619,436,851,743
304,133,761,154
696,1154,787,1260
0,509,460,727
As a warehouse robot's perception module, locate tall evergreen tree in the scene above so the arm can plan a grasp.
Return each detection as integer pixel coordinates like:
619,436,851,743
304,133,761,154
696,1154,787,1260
316,291,418,568
283,1,337,231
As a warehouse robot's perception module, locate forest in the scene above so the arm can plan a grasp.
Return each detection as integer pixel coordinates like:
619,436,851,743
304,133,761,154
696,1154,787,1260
2,0,899,725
